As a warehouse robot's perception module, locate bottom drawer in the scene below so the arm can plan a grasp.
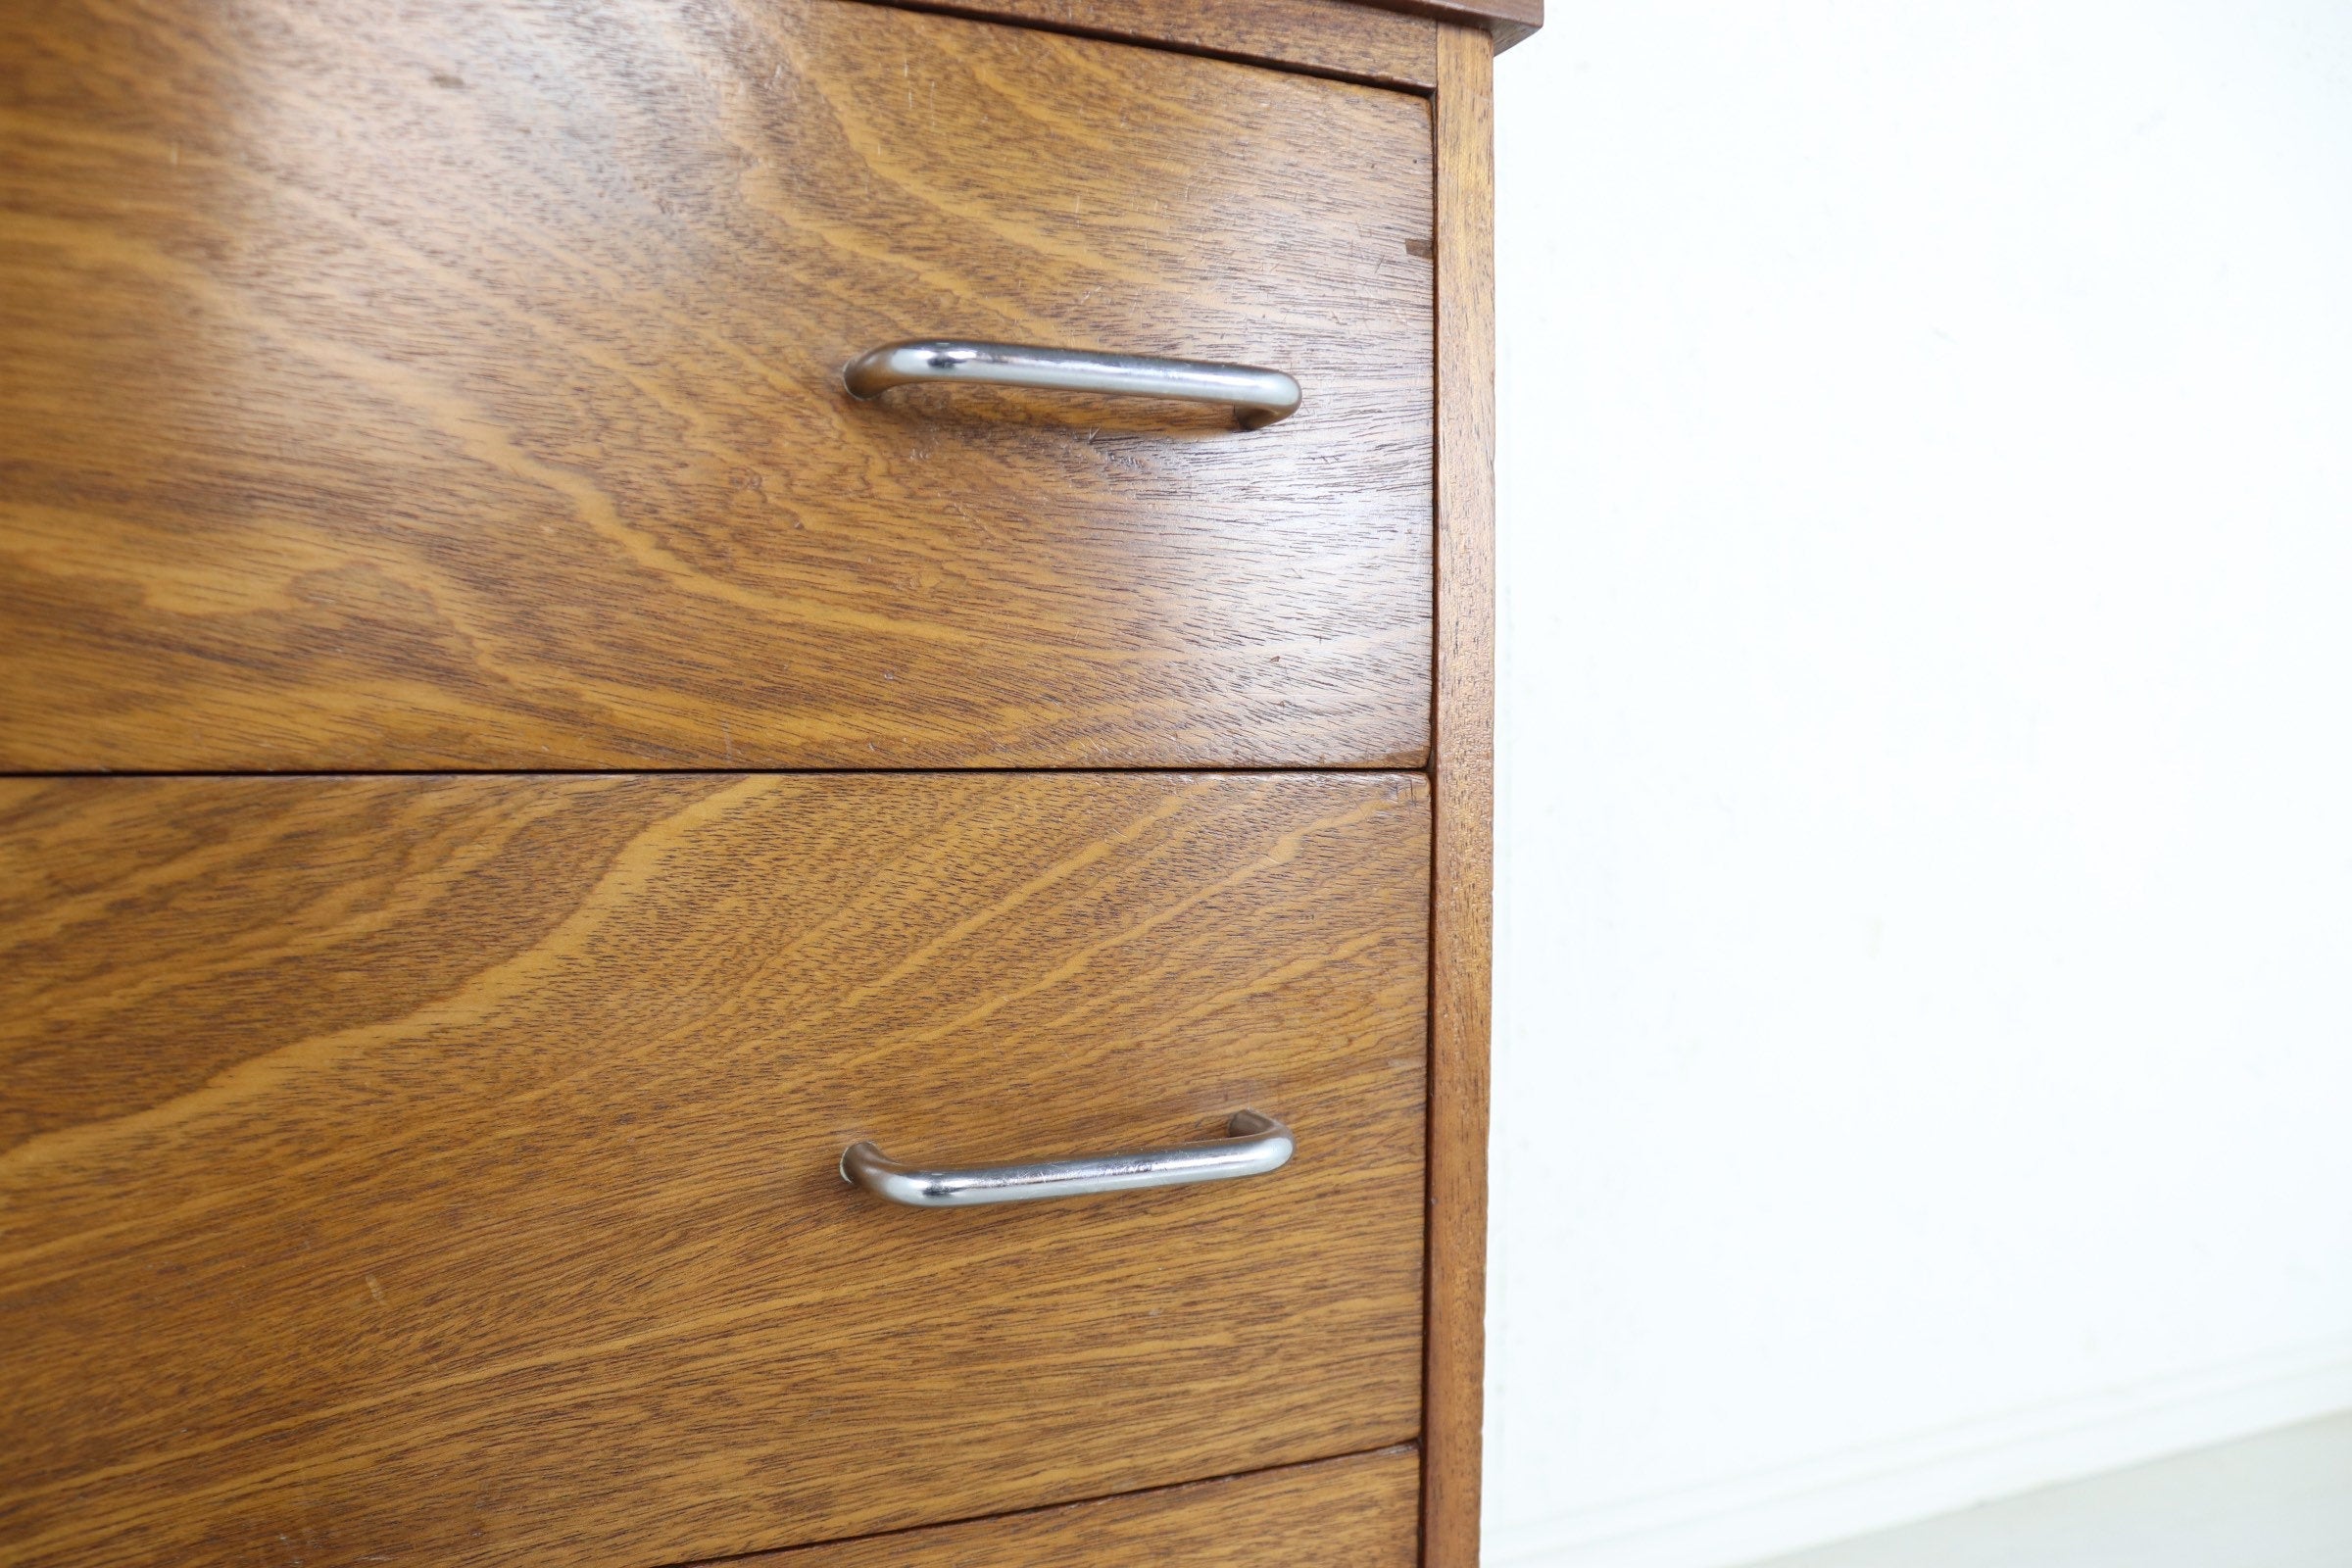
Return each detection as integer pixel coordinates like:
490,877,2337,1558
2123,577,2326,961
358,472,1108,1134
721,1446,1421,1567
0,772,1428,1568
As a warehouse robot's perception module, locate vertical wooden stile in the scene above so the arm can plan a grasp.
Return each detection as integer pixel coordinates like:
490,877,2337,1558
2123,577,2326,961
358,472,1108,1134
1424,21,1498,1568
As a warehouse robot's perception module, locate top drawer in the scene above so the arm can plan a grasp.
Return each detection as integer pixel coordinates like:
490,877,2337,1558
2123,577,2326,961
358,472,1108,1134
0,0,1433,771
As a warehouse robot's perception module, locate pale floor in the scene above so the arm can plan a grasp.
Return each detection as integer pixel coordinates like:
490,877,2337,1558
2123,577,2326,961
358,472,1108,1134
1745,1410,2352,1568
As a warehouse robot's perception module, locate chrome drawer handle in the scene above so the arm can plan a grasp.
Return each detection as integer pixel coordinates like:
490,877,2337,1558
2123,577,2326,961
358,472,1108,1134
841,1110,1294,1207
842,339,1302,428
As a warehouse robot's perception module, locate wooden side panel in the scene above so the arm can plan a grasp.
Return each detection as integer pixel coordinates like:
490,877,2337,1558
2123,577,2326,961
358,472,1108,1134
0,0,1433,772
844,0,1440,89
1424,24,1497,1568
0,773,1428,1568
711,1447,1421,1567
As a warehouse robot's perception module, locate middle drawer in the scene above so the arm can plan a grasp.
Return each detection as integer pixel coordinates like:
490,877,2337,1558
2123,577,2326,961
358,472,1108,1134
0,771,1428,1568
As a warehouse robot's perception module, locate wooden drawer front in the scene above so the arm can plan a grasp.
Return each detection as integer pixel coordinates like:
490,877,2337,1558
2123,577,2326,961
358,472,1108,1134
0,0,1434,772
0,773,1428,1567
716,1446,1421,1568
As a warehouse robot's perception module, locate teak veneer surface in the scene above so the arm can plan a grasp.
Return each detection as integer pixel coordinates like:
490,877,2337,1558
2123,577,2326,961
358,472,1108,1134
1370,0,1540,50
0,772,1429,1567
708,1446,1421,1567
1423,24,1497,1568
845,0,1441,88
0,0,1433,772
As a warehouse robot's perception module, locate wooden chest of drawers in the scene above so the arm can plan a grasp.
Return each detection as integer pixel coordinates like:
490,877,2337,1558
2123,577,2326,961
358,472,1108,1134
0,0,1518,1562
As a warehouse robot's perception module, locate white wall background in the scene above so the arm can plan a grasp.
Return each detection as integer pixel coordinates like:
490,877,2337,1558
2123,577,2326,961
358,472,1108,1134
1484,4,2352,1565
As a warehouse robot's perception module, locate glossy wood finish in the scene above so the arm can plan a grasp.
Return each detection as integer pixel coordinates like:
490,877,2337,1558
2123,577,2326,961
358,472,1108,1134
0,772,1428,1568
0,0,1433,773
708,1446,1421,1567
1424,24,1499,1568
848,0,1439,88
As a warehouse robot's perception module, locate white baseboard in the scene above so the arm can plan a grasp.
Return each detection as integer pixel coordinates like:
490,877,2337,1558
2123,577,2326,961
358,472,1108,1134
1485,1334,2352,1568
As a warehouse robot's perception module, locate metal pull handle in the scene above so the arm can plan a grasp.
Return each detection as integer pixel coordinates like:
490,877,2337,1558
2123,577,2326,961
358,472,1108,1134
841,1110,1294,1207
843,339,1302,428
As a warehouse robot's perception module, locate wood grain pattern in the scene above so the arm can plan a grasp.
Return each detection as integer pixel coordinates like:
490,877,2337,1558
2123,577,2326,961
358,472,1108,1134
1423,24,1497,1568
0,0,1433,772
841,0,1439,89
1347,0,1541,52
0,772,1428,1567
705,1446,1420,1567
